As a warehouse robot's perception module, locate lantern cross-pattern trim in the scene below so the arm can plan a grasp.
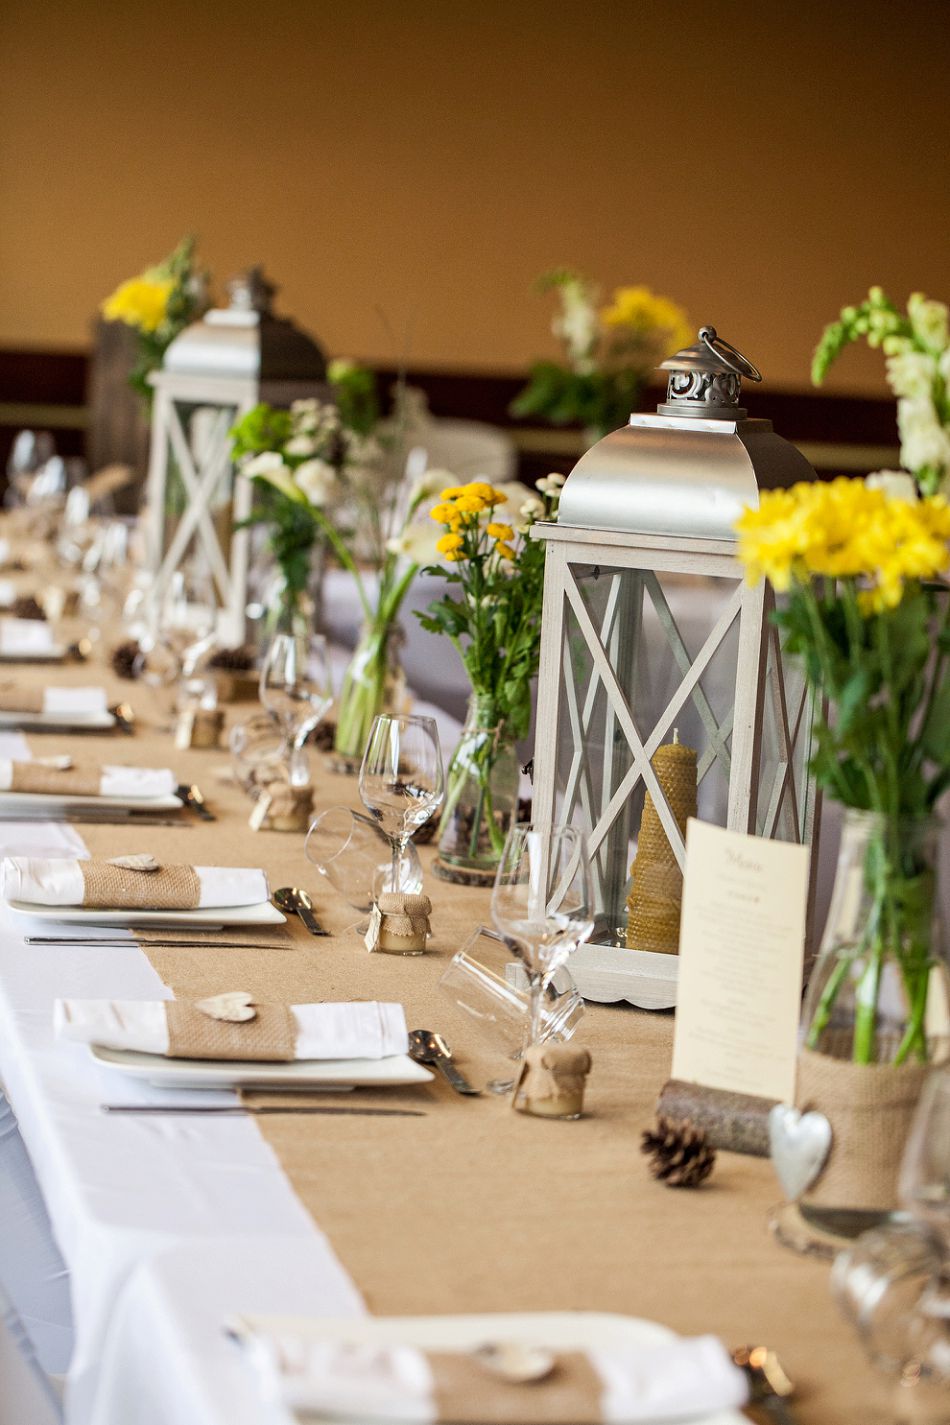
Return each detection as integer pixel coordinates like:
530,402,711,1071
531,327,821,955
144,267,328,645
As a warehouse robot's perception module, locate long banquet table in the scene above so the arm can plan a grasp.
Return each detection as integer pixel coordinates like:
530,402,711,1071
0,633,901,1425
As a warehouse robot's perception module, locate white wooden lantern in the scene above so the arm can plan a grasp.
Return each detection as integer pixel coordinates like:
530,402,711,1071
531,327,821,984
144,268,327,644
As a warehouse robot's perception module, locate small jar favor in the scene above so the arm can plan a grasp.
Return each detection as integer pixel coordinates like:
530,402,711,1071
174,706,225,750
512,1044,592,1119
366,893,432,955
248,779,315,833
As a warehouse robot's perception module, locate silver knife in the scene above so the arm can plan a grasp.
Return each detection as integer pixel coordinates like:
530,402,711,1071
101,1103,426,1117
26,937,294,949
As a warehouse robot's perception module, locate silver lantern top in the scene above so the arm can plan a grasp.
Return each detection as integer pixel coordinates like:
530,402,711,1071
161,267,327,383
556,325,815,541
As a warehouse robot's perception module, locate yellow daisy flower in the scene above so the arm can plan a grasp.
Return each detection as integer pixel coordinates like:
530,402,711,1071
436,532,464,556
486,522,514,541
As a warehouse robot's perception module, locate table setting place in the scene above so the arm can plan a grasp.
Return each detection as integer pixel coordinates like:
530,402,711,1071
1,286,949,1425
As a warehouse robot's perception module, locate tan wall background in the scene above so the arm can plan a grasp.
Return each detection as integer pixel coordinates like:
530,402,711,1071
1,0,948,394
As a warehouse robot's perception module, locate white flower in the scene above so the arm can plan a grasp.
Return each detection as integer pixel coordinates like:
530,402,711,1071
908,293,949,351
385,523,441,564
897,398,950,475
886,350,937,402
553,277,599,373
284,434,320,457
865,470,919,503
343,431,383,465
290,398,319,416
535,472,566,496
242,450,285,477
291,399,338,438
409,467,453,505
494,480,541,514
294,459,340,507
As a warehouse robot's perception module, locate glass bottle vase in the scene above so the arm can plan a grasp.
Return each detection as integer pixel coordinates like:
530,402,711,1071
796,809,950,1232
434,694,519,883
332,619,408,771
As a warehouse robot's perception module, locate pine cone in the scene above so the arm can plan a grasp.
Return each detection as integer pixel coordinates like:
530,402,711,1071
641,1115,716,1188
209,644,256,672
306,720,337,752
412,818,438,845
111,639,141,681
11,595,45,621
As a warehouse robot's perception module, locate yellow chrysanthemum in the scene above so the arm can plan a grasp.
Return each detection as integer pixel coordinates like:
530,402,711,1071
486,522,514,541
453,493,487,515
494,540,516,560
429,501,458,525
101,276,174,333
436,531,464,556
735,478,950,610
438,486,465,500
466,481,504,505
599,285,691,354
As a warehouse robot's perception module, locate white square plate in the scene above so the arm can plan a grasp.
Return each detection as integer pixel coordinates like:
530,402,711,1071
91,1045,433,1090
227,1311,744,1425
0,708,117,731
0,790,183,813
4,898,287,928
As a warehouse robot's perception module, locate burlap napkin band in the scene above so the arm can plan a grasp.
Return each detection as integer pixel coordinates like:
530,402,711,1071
11,764,102,795
377,892,432,937
0,689,43,712
80,861,201,910
165,1002,297,1061
514,1045,593,1102
429,1350,603,1425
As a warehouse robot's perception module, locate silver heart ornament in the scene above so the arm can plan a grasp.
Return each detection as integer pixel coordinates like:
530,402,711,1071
768,1103,833,1201
195,991,257,1024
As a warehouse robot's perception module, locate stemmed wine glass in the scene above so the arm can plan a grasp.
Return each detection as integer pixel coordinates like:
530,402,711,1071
491,823,594,1053
358,714,444,892
260,631,334,785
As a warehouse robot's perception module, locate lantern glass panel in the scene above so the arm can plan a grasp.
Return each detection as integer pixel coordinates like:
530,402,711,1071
157,399,240,616
547,558,749,947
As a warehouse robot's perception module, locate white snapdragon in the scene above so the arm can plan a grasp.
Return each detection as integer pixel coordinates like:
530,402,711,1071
908,293,949,351
535,472,566,497
553,277,599,373
885,350,936,402
897,398,950,476
284,434,320,457
242,450,285,477
865,470,919,503
294,459,340,508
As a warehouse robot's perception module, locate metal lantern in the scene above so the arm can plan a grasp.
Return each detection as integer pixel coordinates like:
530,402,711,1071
531,327,821,992
144,267,327,644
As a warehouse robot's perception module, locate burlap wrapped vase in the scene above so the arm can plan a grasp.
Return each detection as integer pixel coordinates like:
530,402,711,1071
796,1047,930,1216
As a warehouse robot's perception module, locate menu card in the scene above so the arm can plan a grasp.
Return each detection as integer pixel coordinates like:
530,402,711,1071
671,818,809,1104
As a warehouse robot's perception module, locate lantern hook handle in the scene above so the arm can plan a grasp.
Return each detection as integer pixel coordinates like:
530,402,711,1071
698,327,762,383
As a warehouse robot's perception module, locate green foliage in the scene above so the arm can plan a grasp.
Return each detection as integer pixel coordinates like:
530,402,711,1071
328,361,380,437
230,405,294,461
510,361,645,438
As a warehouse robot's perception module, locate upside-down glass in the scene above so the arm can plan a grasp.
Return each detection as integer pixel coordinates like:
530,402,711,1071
260,632,334,786
358,714,444,893
439,925,585,1056
491,823,594,1051
305,806,423,911
229,714,289,798
900,1068,950,1248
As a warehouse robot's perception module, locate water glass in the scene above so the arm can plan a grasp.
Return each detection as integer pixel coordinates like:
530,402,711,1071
305,806,422,911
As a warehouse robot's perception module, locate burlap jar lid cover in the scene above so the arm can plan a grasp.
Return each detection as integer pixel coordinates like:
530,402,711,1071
377,892,432,936
515,1044,593,1101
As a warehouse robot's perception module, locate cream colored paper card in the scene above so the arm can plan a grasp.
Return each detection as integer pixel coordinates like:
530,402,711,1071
671,818,809,1104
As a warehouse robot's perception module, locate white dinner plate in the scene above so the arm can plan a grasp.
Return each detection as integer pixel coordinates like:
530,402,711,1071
4,899,286,928
227,1311,744,1425
570,942,678,1010
91,1045,434,1090
0,790,183,813
0,646,67,663
0,708,117,731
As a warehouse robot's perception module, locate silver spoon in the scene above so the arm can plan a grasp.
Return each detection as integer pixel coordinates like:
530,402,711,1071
408,1029,480,1095
273,886,329,937
732,1346,797,1424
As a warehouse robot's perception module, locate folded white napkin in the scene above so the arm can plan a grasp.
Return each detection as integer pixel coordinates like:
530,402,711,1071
232,1328,748,1422
42,687,109,715
0,762,175,797
54,1000,409,1060
0,859,269,908
0,619,55,656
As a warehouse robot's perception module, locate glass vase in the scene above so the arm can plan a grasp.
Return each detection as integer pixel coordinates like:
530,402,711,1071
433,694,519,884
796,809,950,1233
332,619,407,771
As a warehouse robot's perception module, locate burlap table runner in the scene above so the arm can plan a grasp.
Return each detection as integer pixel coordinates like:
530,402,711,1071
430,1351,602,1424
16,633,894,1425
80,860,201,909
11,763,102,795
0,688,43,712
165,1002,296,1061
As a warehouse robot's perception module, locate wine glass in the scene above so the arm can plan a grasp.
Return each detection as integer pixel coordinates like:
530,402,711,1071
358,714,444,893
491,823,594,1052
158,564,217,678
259,631,334,785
